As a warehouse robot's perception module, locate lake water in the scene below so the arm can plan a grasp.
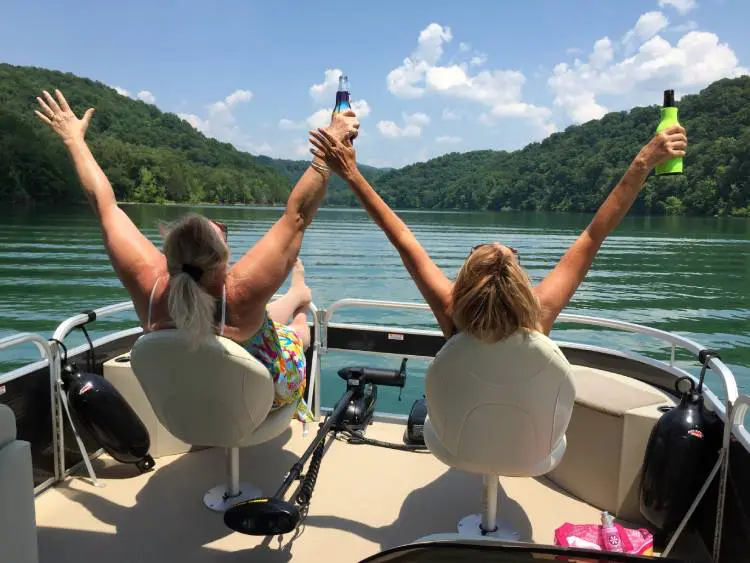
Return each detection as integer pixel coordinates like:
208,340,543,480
1,204,749,413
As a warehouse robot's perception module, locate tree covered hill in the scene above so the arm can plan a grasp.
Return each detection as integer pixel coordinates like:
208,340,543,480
1,63,748,216
255,155,388,207
0,64,292,206
373,76,750,216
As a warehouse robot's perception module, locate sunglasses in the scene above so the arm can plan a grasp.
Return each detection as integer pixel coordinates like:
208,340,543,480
469,243,520,263
210,220,228,242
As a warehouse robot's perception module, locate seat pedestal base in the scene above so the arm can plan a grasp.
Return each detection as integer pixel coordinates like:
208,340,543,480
458,514,520,541
203,483,261,512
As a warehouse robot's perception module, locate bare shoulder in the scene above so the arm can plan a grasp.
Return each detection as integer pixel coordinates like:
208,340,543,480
224,279,266,340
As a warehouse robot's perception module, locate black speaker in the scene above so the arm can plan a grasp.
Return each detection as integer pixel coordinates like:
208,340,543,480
404,397,428,446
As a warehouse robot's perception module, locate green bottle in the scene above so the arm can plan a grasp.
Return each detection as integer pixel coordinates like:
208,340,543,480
655,89,683,175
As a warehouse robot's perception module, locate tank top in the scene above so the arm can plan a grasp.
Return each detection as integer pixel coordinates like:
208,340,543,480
146,276,227,336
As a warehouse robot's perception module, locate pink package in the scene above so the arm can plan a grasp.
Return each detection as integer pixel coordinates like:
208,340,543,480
554,522,654,555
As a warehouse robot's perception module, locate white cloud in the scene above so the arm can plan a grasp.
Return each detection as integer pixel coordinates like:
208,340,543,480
386,22,554,135
298,99,371,131
623,11,669,46
435,135,462,144
672,20,698,32
293,140,311,157
549,17,748,124
309,68,344,102
225,89,253,105
136,90,156,104
207,89,253,118
351,99,371,118
306,109,331,129
377,112,430,138
279,118,306,130
566,47,584,55
252,142,273,155
178,88,265,153
658,0,697,14
111,85,157,104
178,113,208,131
590,38,614,69
442,108,460,120
470,53,488,67
458,42,470,53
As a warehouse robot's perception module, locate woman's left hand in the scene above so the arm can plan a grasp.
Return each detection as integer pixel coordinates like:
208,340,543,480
309,128,359,181
34,89,95,145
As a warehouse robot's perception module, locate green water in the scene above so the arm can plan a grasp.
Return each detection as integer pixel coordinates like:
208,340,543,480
1,204,749,412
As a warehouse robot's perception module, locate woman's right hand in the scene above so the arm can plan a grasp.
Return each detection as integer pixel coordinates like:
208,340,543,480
638,125,687,170
34,89,95,145
327,109,360,142
309,127,359,181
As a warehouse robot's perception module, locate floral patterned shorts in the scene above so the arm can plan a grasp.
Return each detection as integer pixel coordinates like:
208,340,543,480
244,312,313,422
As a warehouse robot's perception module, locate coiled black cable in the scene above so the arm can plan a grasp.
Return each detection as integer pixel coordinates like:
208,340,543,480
296,440,326,506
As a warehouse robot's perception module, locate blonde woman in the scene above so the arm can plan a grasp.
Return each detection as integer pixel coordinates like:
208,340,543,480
35,89,359,421
309,124,687,340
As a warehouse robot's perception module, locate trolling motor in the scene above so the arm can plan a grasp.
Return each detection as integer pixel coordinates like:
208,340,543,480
223,358,408,536
53,326,155,474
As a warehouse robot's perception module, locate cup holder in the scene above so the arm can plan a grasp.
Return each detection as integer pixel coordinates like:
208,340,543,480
115,355,131,363
657,405,674,413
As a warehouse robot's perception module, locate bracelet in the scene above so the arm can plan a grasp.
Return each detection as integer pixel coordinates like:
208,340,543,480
310,160,330,175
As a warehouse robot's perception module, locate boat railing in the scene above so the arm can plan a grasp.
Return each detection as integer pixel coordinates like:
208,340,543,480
0,332,58,492
321,298,739,411
0,296,745,547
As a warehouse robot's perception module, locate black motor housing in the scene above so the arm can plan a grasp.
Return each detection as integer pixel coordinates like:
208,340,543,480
335,382,377,432
61,361,154,473
404,397,428,446
639,376,720,537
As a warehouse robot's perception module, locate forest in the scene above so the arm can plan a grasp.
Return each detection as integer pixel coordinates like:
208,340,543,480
0,64,290,206
1,63,749,216
374,76,750,216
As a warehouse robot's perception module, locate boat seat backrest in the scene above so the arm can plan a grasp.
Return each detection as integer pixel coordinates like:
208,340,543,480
425,331,576,477
130,330,275,448
0,404,38,563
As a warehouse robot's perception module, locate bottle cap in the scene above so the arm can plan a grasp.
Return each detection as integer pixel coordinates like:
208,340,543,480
663,89,675,108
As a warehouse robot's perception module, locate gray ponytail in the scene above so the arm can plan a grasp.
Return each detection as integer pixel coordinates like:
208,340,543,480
162,214,229,346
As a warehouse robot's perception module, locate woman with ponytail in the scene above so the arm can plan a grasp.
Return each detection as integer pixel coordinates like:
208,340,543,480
35,88,359,421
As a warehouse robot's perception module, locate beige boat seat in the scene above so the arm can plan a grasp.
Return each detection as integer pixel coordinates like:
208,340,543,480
130,330,295,512
548,365,676,524
423,331,576,540
0,403,39,563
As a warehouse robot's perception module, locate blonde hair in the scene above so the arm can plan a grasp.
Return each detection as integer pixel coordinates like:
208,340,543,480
451,244,541,342
161,214,229,345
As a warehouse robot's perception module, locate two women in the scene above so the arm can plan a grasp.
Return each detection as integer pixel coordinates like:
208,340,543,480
36,86,688,421
309,123,687,341
35,89,358,421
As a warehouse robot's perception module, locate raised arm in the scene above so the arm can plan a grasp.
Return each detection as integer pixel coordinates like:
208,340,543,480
309,129,455,337
534,125,688,334
225,112,359,332
34,90,165,324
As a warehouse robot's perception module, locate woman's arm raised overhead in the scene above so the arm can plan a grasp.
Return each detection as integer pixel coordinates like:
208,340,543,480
34,90,165,325
225,112,360,335
309,128,455,337
534,125,688,334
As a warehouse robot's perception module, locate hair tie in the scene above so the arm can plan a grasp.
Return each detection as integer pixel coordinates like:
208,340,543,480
181,263,203,282
494,254,512,277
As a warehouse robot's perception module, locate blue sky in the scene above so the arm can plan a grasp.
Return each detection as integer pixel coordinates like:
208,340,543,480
2,0,748,168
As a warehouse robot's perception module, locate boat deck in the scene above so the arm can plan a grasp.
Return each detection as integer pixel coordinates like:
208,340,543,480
35,420,605,563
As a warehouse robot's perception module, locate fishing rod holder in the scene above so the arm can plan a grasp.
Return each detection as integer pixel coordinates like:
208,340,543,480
223,358,408,537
